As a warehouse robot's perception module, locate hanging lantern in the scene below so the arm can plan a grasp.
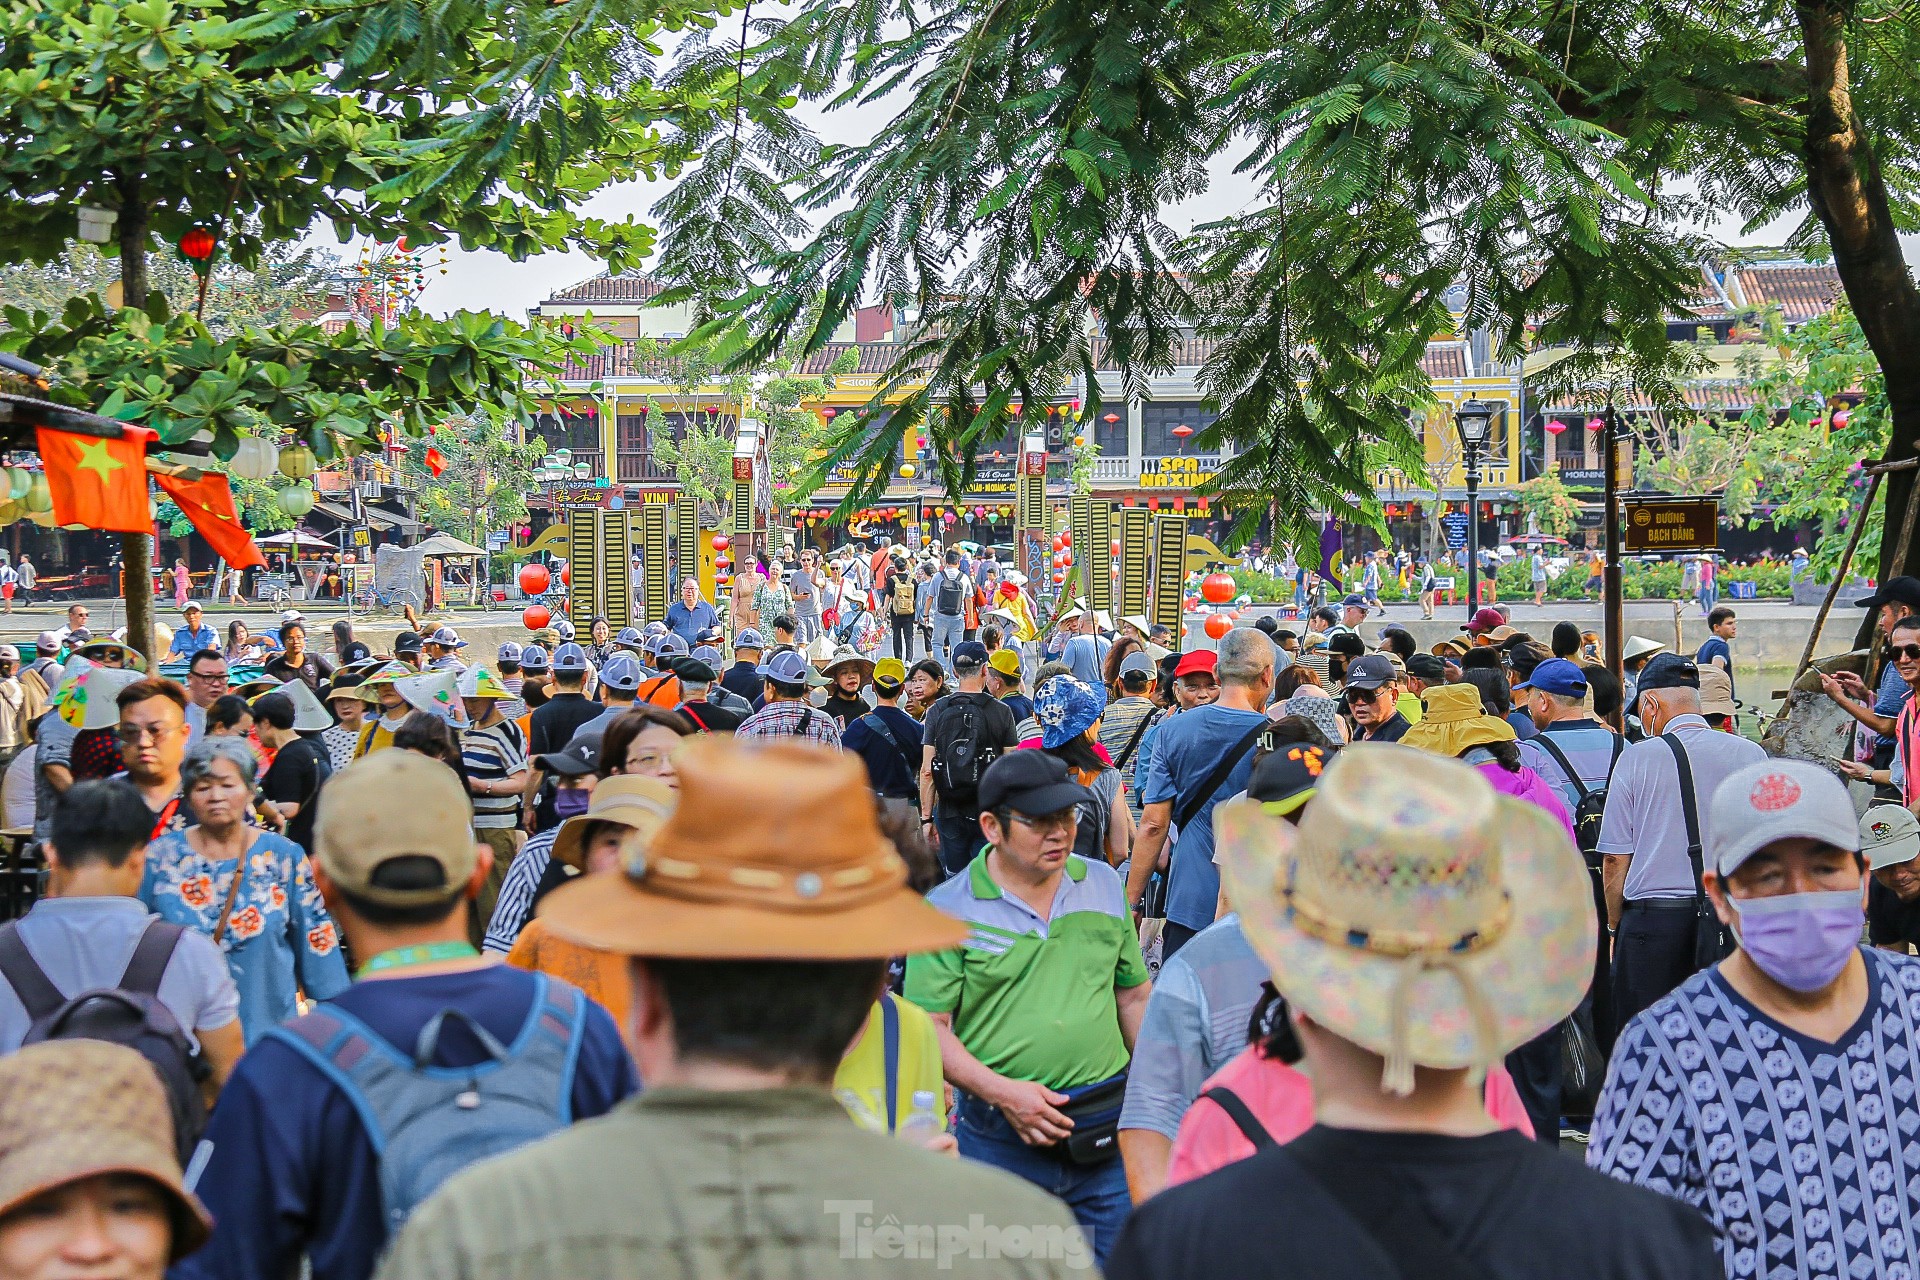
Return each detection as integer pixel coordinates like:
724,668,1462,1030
229,436,276,481
1171,423,1193,439
1585,416,1605,431
278,442,318,480
1052,571,1066,585
823,407,837,420
1103,413,1120,425
4,469,26,501
277,483,315,517
560,563,572,587
1832,406,1852,429
1200,572,1236,604
713,533,731,551
177,226,218,264
1110,538,1121,556
522,604,552,631
0,501,16,528
1544,419,1567,435
23,473,51,514
1203,613,1233,640
519,563,551,595
1147,496,1160,512
1173,496,1185,512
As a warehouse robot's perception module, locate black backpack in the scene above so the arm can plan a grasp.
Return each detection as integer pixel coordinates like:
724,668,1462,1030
928,695,1001,801
0,920,209,1162
1529,732,1624,864
935,571,965,617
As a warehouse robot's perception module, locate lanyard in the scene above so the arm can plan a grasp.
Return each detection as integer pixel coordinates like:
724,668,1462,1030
149,796,182,843
357,941,478,977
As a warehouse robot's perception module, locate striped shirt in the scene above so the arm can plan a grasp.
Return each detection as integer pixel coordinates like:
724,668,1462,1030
461,718,528,830
1117,913,1266,1141
1097,696,1158,814
482,828,559,955
735,701,843,749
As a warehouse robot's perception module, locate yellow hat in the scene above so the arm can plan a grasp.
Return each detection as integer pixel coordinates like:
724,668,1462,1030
1398,683,1515,758
872,657,907,687
987,648,1022,679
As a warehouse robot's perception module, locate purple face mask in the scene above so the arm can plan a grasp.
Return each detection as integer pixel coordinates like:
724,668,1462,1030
552,788,592,818
1727,888,1863,992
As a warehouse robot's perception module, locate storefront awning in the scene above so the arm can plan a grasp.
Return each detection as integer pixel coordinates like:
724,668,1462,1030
313,499,422,534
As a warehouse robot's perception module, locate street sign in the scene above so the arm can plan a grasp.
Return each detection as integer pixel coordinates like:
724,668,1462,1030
1559,468,1605,490
350,528,371,547
1622,497,1720,554
1440,512,1470,549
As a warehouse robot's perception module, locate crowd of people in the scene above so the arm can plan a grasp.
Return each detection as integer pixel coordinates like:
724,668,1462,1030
0,567,1913,1279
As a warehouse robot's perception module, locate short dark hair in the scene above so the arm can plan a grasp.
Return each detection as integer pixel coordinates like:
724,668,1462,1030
1550,622,1582,659
280,621,306,641
1583,664,1622,719
1460,647,1505,674
1894,615,1920,638
1379,628,1416,661
338,855,464,927
641,957,886,1081
206,694,253,732
49,779,151,870
1708,606,1736,629
393,711,457,761
187,649,226,672
601,705,693,774
1310,606,1339,625
115,678,188,714
772,614,797,634
1463,667,1511,716
251,692,296,731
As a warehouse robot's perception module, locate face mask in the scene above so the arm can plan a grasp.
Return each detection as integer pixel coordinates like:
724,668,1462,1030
1727,888,1863,992
552,788,592,818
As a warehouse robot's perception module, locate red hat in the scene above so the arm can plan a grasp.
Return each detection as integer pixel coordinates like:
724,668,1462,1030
1461,607,1506,636
997,581,1019,599
1173,650,1218,679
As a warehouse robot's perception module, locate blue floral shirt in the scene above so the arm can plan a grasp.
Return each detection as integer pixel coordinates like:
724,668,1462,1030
139,829,351,1044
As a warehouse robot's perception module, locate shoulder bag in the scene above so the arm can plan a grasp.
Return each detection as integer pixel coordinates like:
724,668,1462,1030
1171,719,1269,832
1662,733,1734,971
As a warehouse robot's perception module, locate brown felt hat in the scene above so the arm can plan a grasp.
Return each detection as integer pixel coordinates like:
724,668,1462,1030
540,738,967,959
0,1041,211,1260
551,775,676,872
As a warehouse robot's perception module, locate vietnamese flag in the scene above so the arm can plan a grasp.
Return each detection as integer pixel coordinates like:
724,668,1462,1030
35,424,156,533
153,472,266,569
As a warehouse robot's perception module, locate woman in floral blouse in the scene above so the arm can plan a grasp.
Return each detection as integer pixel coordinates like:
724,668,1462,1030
139,736,350,1044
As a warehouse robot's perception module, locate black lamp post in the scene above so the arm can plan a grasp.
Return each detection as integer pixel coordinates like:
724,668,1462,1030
1454,399,1497,620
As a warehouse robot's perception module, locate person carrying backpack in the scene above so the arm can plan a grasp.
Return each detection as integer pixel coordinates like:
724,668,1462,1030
0,780,242,1161
177,751,637,1280
918,642,1019,877
930,549,970,666
885,552,918,661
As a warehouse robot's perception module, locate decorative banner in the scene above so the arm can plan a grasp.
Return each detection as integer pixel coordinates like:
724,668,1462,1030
1069,494,1092,604
153,471,265,568
1117,508,1152,622
675,493,704,603
1086,499,1114,613
638,501,670,623
1318,517,1346,591
600,507,633,627
37,424,155,533
567,504,602,627
1151,514,1187,633
1017,445,1047,531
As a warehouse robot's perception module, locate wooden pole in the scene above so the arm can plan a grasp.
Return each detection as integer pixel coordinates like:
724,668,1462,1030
1603,405,1624,728
1785,463,1906,689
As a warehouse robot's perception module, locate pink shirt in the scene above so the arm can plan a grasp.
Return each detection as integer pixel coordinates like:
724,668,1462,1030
1165,1044,1535,1186
1471,758,1579,848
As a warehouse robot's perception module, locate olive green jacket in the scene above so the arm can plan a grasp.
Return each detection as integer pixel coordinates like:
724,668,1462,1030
375,1085,1096,1279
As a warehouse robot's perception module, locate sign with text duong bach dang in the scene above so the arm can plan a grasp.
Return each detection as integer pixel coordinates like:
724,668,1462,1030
1622,497,1720,554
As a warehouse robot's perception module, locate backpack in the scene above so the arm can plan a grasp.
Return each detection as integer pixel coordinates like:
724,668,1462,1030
1529,731,1624,863
264,974,585,1231
928,695,1002,801
0,921,209,1163
935,571,965,617
891,573,917,616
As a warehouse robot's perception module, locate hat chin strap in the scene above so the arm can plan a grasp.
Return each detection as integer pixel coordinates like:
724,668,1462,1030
1381,952,1501,1098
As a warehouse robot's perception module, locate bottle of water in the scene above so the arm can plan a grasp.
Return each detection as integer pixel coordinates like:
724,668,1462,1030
900,1089,942,1140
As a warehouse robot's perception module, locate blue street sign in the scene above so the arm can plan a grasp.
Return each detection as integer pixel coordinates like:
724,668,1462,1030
1440,512,1470,549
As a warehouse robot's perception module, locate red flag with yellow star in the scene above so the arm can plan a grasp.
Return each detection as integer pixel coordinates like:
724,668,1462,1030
35,425,155,533
153,471,266,569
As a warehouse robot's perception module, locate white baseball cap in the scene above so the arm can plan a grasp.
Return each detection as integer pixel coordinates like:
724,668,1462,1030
1860,805,1920,872
1709,759,1860,877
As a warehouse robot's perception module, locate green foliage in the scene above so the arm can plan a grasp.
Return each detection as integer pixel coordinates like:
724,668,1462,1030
401,413,548,547
1513,474,1582,538
0,241,335,337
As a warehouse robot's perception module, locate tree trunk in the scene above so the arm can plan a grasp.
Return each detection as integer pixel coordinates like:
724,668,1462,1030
113,169,157,666
1795,4,1920,648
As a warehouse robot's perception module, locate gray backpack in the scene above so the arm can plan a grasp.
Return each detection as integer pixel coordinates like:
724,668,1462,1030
264,975,584,1229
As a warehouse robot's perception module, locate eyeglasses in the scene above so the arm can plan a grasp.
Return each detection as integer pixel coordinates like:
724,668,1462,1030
1009,810,1079,836
189,669,229,683
1894,644,1920,662
114,723,182,745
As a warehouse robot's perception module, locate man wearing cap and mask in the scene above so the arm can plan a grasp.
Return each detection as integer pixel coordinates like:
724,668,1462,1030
180,753,635,1280
1859,803,1920,951
1591,759,1920,1280
381,741,1087,1280
1340,655,1409,743
1597,652,1765,1034
721,629,767,703
1112,746,1718,1280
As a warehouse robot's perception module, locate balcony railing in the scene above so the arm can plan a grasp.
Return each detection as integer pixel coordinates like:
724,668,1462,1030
616,452,675,482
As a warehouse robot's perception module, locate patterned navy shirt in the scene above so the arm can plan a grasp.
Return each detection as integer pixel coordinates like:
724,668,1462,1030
1590,947,1920,1280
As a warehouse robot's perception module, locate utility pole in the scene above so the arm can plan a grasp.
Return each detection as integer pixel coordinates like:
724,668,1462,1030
1603,403,1625,725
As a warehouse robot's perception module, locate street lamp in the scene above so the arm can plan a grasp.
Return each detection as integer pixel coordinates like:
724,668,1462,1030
1454,399,1497,620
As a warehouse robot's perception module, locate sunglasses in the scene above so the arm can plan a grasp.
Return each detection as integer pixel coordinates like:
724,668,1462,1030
1894,644,1920,662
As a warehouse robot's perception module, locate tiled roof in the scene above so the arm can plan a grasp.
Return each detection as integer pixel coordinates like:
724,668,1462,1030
1540,382,1760,413
1735,262,1842,323
539,273,669,306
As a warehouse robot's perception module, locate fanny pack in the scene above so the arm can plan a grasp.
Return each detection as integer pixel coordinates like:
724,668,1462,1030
1050,1074,1127,1165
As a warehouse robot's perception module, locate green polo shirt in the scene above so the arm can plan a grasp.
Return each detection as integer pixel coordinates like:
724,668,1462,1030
907,850,1149,1092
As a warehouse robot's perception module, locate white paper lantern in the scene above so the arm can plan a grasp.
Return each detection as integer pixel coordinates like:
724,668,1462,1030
230,435,276,481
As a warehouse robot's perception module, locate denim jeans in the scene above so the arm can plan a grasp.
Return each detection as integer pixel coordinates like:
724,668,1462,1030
933,803,983,878
955,1079,1132,1268
932,613,965,665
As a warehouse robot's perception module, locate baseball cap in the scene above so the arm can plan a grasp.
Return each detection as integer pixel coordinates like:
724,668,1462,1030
1247,744,1328,818
496,641,522,665
951,641,988,671
1461,607,1506,635
279,609,305,625
599,653,643,693
873,657,906,691
0,646,19,663
393,631,424,657
181,600,204,614
690,645,723,667
695,627,725,646
1635,652,1699,694
1405,653,1446,682
1118,651,1156,680
987,649,1021,679
735,628,766,652
1855,576,1920,611
553,619,576,641
314,752,478,907
656,633,690,658
1173,650,1218,679
613,627,644,649
518,644,550,673
1697,666,1736,717
551,642,590,674
427,626,466,649
757,650,812,687
1709,758,1859,877
643,621,668,638
1341,654,1396,691
977,751,1092,818
538,727,605,777
1340,593,1367,609
1860,804,1920,871
1514,657,1588,697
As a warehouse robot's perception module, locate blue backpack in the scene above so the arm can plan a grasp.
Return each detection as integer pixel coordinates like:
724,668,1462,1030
265,975,584,1229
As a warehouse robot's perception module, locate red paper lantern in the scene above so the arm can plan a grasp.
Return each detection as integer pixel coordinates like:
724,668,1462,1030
178,226,217,262
712,533,731,551
1104,413,1120,424
518,563,551,595
1203,613,1233,640
1110,538,1121,556
1171,423,1194,439
1833,407,1852,429
1545,419,1567,435
1052,571,1066,585
522,604,552,631
823,407,837,419
560,563,572,587
1148,497,1160,511
1200,572,1235,604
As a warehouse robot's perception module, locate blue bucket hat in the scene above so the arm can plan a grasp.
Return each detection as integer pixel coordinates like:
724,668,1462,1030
1034,675,1107,749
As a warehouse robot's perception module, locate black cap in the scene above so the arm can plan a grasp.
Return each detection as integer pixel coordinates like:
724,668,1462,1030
537,727,604,776
1342,654,1396,690
1247,744,1328,817
977,751,1092,817
1405,653,1447,682
1856,576,1920,611
666,655,719,684
393,631,424,656
1636,652,1700,694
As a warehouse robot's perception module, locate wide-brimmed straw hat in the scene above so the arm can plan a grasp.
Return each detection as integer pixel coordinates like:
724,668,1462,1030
1216,744,1592,1095
1398,683,1514,758
349,660,413,702
821,646,875,684
551,775,676,872
51,658,144,731
0,1040,212,1259
254,678,332,731
540,738,967,959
